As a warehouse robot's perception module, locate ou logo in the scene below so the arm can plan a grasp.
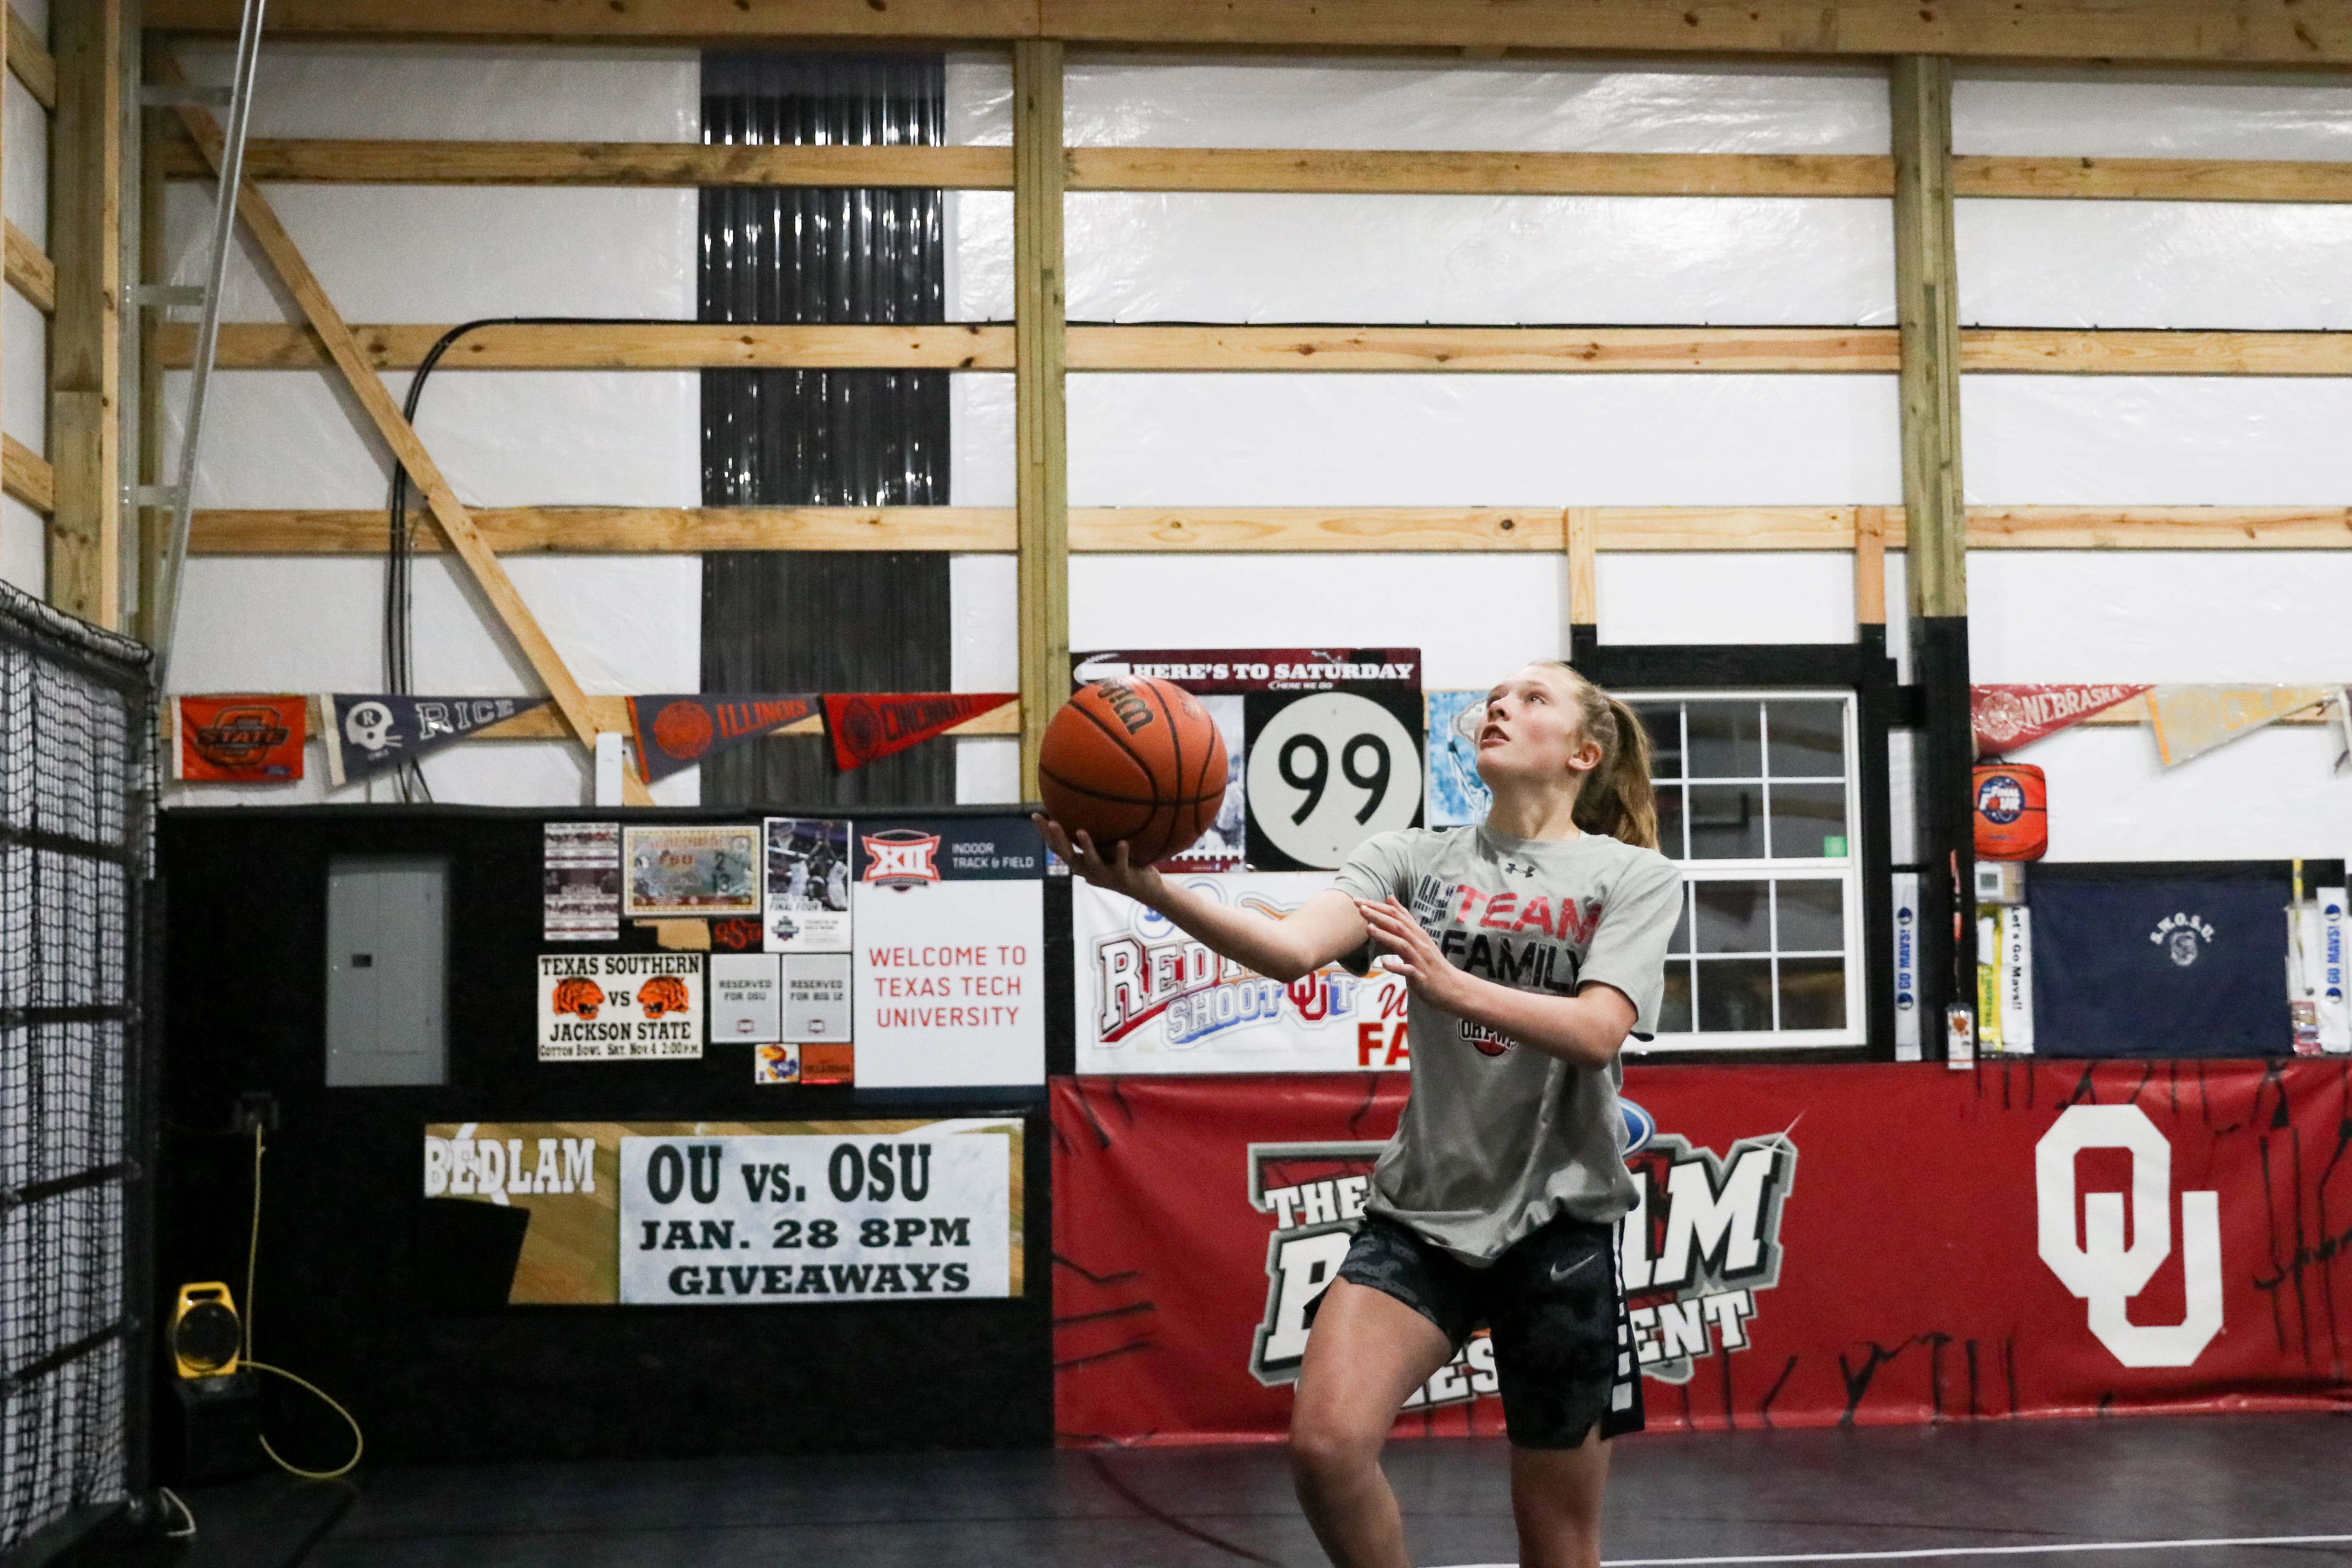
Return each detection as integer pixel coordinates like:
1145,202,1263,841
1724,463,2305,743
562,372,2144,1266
2035,1106,2223,1368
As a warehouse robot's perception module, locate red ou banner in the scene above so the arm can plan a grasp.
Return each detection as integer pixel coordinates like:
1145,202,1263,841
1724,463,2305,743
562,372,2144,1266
1051,1063,2352,1444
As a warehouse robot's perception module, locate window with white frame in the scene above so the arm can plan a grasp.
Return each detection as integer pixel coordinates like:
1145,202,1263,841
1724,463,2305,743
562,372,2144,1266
1626,692,1864,1050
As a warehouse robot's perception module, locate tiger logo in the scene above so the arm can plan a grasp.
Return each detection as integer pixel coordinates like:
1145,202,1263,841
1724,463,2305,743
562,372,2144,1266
638,975,691,1018
552,976,605,1018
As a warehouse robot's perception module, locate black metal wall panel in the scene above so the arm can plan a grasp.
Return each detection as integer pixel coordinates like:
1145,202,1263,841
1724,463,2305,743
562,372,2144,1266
700,53,955,808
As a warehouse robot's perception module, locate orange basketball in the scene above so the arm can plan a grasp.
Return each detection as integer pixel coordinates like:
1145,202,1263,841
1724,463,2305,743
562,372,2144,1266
1039,676,1228,865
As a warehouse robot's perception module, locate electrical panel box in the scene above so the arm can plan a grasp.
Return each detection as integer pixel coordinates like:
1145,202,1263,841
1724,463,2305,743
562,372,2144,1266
325,856,448,1087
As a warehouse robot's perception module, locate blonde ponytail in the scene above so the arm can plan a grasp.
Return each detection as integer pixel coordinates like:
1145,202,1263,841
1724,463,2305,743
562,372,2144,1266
1540,663,1660,850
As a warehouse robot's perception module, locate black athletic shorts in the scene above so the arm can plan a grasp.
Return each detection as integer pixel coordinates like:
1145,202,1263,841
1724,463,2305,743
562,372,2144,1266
1317,1210,1644,1449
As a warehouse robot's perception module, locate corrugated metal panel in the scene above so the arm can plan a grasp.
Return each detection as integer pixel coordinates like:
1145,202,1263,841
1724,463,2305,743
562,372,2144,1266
699,53,955,807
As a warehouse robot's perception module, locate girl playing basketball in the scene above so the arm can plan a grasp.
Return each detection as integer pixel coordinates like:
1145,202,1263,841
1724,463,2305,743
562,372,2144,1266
1038,661,1681,1568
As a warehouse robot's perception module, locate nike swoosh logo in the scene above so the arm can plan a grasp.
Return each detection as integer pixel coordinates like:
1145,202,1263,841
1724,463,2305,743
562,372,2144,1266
1549,1254,1599,1283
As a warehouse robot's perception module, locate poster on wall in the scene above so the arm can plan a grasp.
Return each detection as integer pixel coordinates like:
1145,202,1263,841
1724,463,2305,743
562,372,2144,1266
1071,650,1421,871
783,953,852,1042
764,817,852,951
175,694,307,782
1075,873,1409,1075
537,953,704,1060
420,1118,1024,1305
851,817,1045,1088
1424,691,1491,829
709,953,782,1043
543,822,622,941
1053,1062,2352,1443
624,825,760,918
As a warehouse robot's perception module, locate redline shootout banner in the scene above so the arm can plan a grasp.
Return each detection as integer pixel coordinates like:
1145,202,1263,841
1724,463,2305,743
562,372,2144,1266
1052,1063,2352,1443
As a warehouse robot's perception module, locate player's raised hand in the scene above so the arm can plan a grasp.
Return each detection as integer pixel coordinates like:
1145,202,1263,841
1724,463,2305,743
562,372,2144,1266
1034,815,1164,903
1355,897,1470,1012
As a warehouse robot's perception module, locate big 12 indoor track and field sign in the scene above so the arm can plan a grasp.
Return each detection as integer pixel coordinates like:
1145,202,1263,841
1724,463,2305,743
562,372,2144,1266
422,1118,1023,1305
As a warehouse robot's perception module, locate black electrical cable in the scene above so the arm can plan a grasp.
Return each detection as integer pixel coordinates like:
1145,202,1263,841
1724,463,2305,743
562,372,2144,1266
380,315,688,801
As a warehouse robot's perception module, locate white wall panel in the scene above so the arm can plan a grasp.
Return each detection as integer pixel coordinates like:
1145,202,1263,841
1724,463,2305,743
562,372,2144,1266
1954,74,2352,159
1969,552,2352,683
1960,201,2352,329
1068,374,1901,506
1962,376,2352,503
950,374,1016,504
4,75,47,246
1066,193,1892,325
0,495,42,599
2,290,45,451
1598,554,1859,646
180,42,699,141
2021,724,2350,864
1070,553,1566,690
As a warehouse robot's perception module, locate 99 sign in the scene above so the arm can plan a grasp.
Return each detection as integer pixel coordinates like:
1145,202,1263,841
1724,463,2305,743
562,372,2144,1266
1245,691,1424,868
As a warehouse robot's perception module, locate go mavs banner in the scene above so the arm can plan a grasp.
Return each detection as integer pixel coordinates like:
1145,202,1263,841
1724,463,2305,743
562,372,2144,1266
1052,1063,2351,1442
322,693,546,786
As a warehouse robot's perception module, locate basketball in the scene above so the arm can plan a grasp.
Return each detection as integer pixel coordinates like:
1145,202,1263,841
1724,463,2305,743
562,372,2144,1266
1038,676,1228,865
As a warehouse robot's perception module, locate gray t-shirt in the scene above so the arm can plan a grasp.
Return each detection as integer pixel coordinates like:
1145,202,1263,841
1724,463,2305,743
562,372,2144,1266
1332,824,1683,1266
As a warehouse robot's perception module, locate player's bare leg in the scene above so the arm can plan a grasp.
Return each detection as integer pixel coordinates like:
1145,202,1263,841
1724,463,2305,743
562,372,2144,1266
1287,1278,1455,1568
1509,1428,1613,1568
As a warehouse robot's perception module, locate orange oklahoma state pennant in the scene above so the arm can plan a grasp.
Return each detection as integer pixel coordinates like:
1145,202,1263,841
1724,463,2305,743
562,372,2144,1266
824,693,1015,771
176,694,307,782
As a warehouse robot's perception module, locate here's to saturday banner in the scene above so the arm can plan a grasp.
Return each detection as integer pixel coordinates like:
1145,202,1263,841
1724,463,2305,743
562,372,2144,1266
422,1119,1022,1305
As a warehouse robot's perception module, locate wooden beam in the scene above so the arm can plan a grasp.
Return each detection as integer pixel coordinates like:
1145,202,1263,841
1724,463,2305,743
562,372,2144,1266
1892,58,1965,623
6,7,50,112
148,137,2352,205
155,135,1015,188
5,222,53,313
1067,147,1890,197
1070,326,1900,373
2,434,53,514
161,320,1017,370
1014,40,1068,801
1964,329,2352,376
1854,505,1887,625
1566,507,1598,627
169,68,653,804
134,0,2352,68
475,700,1023,743
184,503,2352,555
46,0,120,629
191,505,1023,554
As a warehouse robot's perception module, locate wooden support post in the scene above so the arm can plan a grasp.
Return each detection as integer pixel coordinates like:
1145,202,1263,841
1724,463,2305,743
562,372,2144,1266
1891,55,1973,1061
1565,506,1599,644
47,0,122,629
169,70,653,804
1014,40,1067,799
136,41,167,646
1853,505,1887,626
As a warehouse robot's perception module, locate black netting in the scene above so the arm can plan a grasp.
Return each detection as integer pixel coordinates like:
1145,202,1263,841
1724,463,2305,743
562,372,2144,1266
0,579,151,1555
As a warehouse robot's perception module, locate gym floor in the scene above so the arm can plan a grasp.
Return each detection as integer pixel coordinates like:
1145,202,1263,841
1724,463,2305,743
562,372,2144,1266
146,1410,2347,1567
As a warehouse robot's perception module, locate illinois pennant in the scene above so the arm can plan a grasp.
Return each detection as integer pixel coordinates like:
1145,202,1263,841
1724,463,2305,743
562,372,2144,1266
628,693,819,783
824,693,1016,771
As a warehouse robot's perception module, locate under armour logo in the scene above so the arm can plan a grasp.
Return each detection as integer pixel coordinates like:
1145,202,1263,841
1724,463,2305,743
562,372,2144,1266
1501,860,1538,880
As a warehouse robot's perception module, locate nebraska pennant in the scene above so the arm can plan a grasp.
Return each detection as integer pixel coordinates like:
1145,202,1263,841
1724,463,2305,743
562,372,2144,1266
2148,684,2335,768
824,692,1016,771
322,694,548,787
1970,684,2151,756
175,694,307,782
627,693,818,783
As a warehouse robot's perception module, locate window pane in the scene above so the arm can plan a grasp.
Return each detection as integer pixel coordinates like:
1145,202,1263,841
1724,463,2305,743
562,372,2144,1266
1694,881,1770,953
1775,880,1845,952
1768,784,1848,858
1686,702,1762,779
1656,785,1687,861
1778,957,1847,1029
1633,702,1683,779
1689,784,1765,859
1659,962,1693,1032
1766,701,1846,778
1668,887,1692,954
1695,958,1774,1031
